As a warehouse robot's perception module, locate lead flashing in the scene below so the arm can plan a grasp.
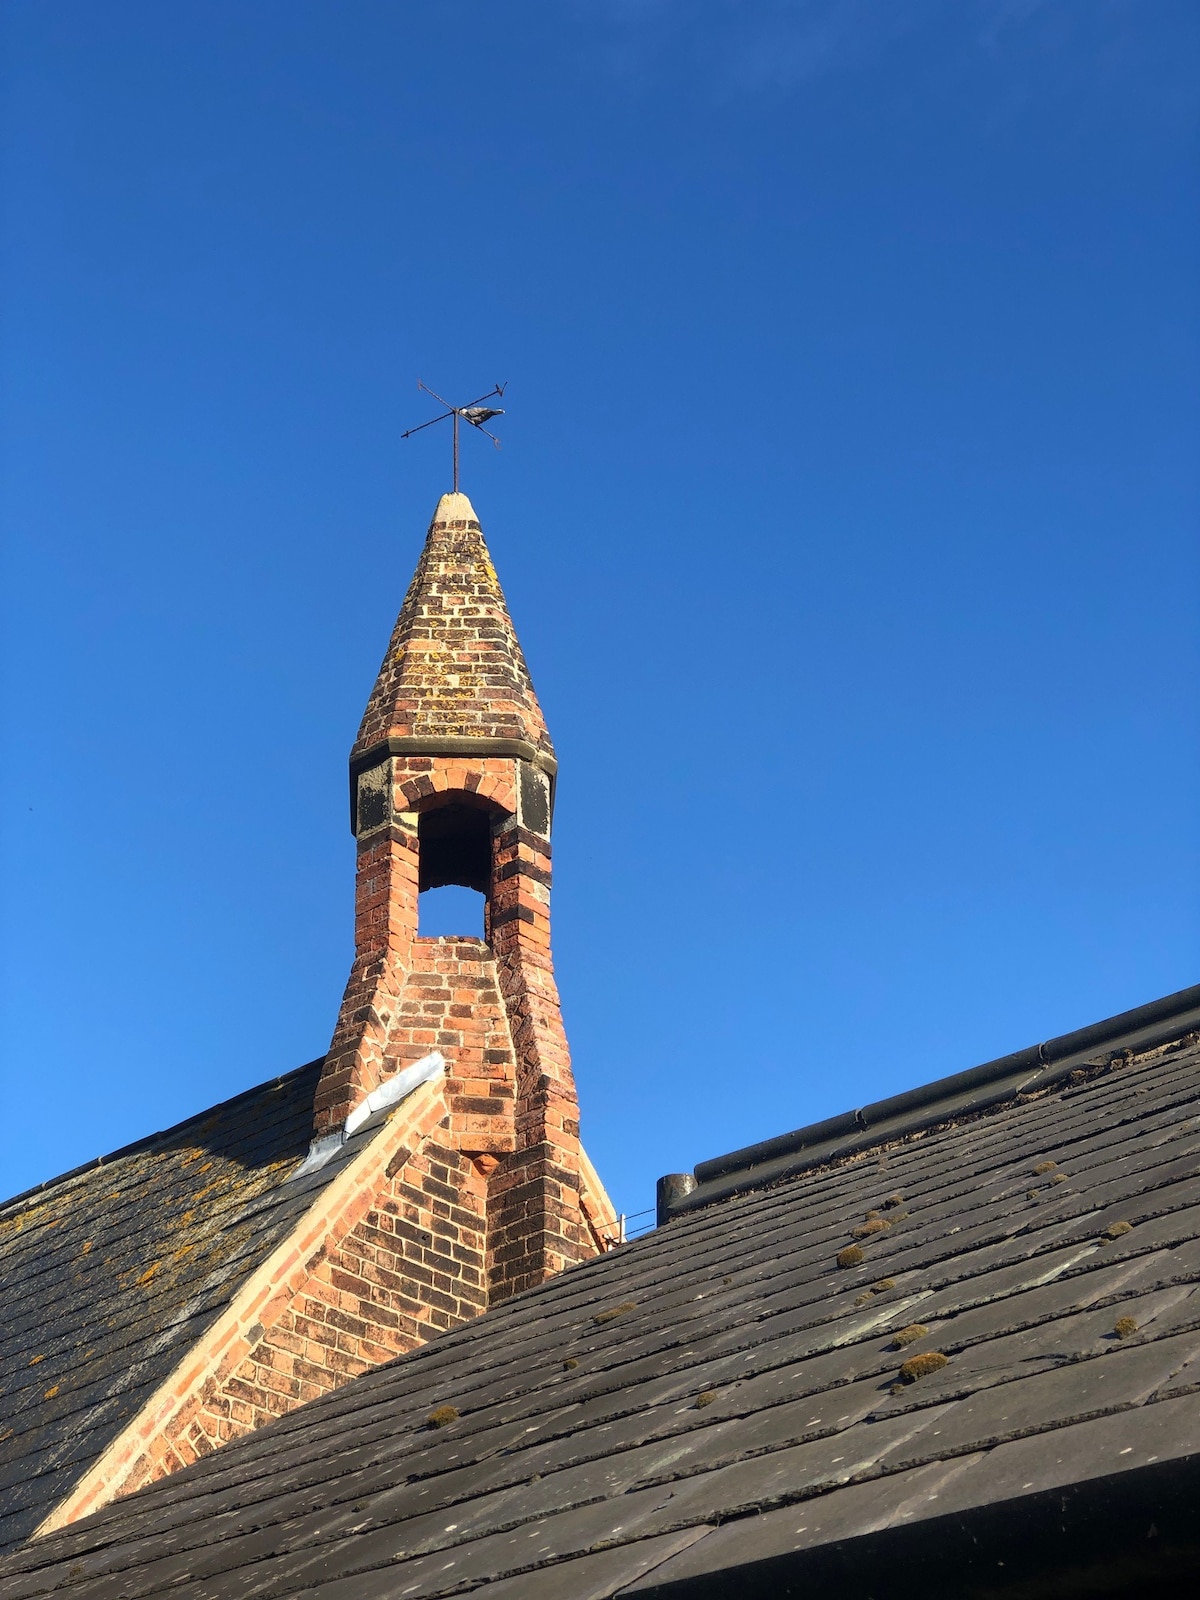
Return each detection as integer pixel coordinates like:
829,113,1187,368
290,1052,446,1180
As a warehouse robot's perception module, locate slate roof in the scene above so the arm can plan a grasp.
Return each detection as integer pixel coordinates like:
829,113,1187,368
0,1061,387,1554
2,986,1199,1597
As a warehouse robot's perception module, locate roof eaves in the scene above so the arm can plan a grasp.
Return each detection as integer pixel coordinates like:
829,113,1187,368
626,1452,1200,1600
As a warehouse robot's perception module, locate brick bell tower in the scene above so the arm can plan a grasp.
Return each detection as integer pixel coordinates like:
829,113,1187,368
314,491,605,1302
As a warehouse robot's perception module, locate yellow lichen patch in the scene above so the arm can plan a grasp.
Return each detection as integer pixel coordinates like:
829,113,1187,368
426,1405,459,1428
695,1390,718,1408
593,1301,637,1325
191,1178,232,1205
28,1354,44,1366
1033,1160,1057,1174
80,1241,93,1255
1103,1221,1133,1240
1113,1316,1138,1339
837,1245,865,1269
852,1219,890,1238
899,1351,949,1382
43,1385,59,1400
138,1262,161,1286
891,1324,929,1349
1050,1173,1068,1185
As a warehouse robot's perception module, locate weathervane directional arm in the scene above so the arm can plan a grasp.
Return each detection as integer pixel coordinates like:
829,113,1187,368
464,419,502,448
461,383,506,410
402,380,507,492
416,380,454,409
400,410,454,440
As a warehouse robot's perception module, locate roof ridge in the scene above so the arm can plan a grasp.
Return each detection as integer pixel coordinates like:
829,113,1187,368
664,982,1200,1218
0,1058,325,1220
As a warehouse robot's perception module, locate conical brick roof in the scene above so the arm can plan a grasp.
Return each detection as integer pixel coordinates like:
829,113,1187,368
353,492,554,761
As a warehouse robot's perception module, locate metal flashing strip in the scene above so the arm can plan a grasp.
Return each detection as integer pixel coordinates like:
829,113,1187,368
289,1052,446,1180
664,982,1200,1219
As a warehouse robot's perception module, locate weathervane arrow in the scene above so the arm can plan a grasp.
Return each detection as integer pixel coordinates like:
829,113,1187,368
401,381,507,492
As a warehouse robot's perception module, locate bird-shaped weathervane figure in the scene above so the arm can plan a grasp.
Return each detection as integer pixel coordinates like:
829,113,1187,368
401,381,506,493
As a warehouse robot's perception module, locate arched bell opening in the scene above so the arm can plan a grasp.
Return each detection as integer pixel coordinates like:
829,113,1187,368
415,793,507,940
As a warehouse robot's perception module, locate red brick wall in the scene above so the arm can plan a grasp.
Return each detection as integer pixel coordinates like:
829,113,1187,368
315,759,519,1136
353,497,555,760
117,1130,489,1494
487,818,589,1300
313,813,420,1136
399,938,517,1155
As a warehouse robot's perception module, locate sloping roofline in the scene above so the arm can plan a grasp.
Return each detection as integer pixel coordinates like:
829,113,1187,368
0,1059,324,1219
662,982,1200,1219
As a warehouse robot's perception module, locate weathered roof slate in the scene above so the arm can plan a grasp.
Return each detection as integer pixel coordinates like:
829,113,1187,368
2,992,1197,1596
0,1061,384,1553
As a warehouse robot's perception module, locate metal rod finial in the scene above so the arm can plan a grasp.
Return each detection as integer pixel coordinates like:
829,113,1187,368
401,382,507,493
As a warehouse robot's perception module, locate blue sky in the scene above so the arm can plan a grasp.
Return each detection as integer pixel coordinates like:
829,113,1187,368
2,0,1197,1221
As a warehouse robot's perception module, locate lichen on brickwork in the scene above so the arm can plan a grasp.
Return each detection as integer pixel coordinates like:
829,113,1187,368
353,497,554,760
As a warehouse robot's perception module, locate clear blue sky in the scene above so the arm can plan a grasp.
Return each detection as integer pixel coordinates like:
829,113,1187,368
2,1,1197,1220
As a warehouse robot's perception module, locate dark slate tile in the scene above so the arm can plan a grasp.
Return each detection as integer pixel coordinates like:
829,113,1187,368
633,1405,959,1532
620,1457,985,1594
0,1062,362,1555
922,1392,1200,1518
882,1327,1200,1461
926,1282,1199,1371
464,1530,713,1600
235,1481,688,1600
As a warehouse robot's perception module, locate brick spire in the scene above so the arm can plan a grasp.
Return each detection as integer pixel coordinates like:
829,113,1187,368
314,490,602,1304
354,491,554,763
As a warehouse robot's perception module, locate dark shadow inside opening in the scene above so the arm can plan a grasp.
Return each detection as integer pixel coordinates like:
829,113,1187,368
418,802,492,894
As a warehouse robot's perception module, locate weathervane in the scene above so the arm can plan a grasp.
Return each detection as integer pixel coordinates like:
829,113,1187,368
401,381,506,493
